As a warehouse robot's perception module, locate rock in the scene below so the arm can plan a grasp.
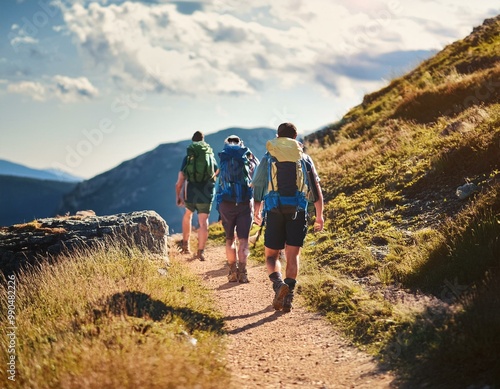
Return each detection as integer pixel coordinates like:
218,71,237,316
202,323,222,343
0,210,169,275
456,183,479,200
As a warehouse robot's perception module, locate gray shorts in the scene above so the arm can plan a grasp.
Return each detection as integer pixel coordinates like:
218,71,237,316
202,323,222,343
219,201,253,240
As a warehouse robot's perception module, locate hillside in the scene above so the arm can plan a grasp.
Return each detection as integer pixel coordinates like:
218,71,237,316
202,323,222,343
0,159,82,182
298,15,500,387
58,127,275,233
0,175,78,226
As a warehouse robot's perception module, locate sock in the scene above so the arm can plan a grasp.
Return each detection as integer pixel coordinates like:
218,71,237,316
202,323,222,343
284,278,296,292
269,271,283,283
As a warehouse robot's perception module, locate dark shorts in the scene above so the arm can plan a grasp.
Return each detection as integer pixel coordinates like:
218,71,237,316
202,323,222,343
219,201,253,240
264,210,307,249
185,202,212,214
184,180,215,214
186,181,215,204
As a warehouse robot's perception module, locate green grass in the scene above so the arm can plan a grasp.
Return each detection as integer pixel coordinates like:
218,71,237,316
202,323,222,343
0,242,230,389
297,16,500,387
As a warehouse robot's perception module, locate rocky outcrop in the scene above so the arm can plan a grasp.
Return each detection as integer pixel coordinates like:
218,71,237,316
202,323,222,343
0,210,169,275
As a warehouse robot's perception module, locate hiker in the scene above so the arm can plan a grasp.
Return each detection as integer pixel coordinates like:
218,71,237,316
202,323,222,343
216,135,259,283
175,131,218,261
252,122,324,312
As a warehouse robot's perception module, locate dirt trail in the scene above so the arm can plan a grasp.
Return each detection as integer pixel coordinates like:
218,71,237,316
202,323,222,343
175,236,395,389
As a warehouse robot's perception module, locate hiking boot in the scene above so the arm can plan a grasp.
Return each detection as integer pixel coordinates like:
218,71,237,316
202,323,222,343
197,249,206,261
238,265,249,283
180,240,191,255
228,263,238,282
282,292,294,313
272,282,289,311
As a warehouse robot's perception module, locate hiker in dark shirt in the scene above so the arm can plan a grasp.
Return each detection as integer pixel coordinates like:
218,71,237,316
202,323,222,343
253,123,324,312
175,131,218,261
216,135,259,283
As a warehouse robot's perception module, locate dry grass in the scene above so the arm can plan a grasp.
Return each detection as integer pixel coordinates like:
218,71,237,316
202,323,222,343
0,241,230,389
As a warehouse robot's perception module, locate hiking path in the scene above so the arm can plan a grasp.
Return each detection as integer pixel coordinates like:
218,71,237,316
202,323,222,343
171,234,395,389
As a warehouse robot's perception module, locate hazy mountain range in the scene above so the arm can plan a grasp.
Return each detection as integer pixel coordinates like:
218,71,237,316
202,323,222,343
0,159,83,182
0,160,82,225
1,127,276,230
56,127,276,233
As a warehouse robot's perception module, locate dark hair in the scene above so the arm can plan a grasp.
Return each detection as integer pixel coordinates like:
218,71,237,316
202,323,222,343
192,131,204,142
277,123,298,139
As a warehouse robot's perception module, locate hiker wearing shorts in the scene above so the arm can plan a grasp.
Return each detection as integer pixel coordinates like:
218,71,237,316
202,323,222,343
216,135,259,283
252,123,324,312
175,131,218,261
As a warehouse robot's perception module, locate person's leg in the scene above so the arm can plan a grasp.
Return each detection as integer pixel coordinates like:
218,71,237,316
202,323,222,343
226,238,238,281
237,238,250,282
235,202,252,283
284,245,300,279
266,246,289,304
182,207,194,253
264,211,285,275
282,212,307,312
265,246,282,275
268,246,289,310
219,201,238,280
282,245,300,312
196,212,209,260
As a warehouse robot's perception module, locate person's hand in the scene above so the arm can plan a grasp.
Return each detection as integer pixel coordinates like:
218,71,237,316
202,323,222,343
176,197,184,207
314,215,324,232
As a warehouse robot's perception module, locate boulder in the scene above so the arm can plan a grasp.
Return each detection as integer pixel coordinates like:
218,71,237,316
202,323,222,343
0,210,169,275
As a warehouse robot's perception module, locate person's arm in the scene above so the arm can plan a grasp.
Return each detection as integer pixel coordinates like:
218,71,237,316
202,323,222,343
313,181,324,232
305,155,324,231
176,157,187,206
251,156,268,225
212,155,219,179
310,159,324,231
175,171,186,206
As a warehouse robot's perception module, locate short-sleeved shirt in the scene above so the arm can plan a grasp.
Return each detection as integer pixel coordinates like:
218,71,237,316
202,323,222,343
180,156,217,204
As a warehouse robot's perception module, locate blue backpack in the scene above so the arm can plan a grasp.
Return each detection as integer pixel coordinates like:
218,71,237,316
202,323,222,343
216,144,255,208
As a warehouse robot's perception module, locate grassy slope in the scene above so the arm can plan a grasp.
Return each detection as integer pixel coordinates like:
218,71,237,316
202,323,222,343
0,244,230,388
300,15,500,388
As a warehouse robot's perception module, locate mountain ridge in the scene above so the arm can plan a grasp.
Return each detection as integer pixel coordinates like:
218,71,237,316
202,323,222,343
57,127,276,232
0,159,83,183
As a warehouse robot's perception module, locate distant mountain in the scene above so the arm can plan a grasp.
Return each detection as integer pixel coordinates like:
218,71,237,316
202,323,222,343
0,159,83,182
58,127,276,233
0,175,78,226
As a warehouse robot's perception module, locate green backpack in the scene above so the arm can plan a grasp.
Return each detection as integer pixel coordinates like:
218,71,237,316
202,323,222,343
183,141,216,183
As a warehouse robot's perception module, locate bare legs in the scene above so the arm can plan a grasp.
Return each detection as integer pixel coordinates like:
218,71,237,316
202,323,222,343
265,245,299,279
182,209,209,255
227,237,250,282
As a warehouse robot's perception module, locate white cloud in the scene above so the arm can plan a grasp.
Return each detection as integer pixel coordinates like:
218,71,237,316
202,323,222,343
9,35,39,47
52,75,99,102
58,0,499,97
8,81,47,101
7,76,99,103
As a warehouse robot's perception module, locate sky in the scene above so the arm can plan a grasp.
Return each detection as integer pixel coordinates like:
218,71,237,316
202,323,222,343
0,0,498,179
